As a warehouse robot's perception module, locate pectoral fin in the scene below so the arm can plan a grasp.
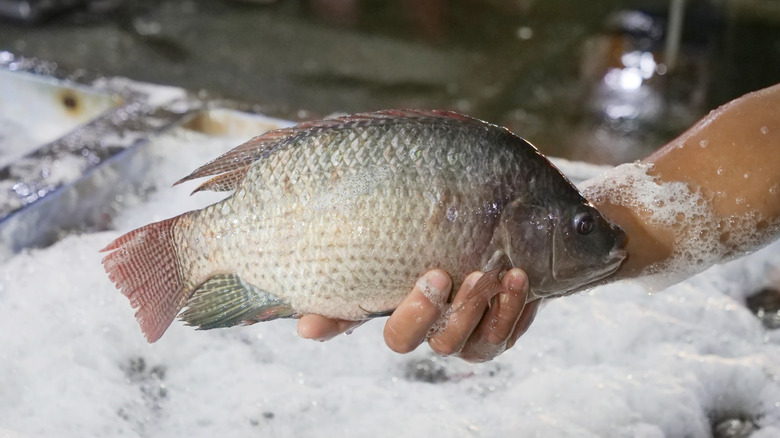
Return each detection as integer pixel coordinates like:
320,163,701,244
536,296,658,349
180,274,296,330
465,268,505,305
482,249,512,273
466,250,513,303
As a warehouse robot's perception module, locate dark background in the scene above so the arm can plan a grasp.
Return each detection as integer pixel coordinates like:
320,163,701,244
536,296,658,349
2,0,779,164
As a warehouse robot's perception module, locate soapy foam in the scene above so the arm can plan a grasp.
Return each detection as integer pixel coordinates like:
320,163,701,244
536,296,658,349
415,275,449,313
416,274,455,338
580,162,779,290
3,127,780,436
427,305,454,338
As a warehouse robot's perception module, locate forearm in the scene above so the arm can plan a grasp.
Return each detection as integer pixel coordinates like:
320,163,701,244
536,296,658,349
582,83,780,283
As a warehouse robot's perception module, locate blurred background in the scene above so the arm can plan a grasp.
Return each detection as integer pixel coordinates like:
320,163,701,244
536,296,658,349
1,0,779,165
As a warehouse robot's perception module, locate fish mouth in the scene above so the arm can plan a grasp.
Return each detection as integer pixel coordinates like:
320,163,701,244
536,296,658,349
603,229,628,273
548,235,627,281
541,225,628,299
544,242,627,297
610,248,628,263
595,247,628,279
603,249,627,275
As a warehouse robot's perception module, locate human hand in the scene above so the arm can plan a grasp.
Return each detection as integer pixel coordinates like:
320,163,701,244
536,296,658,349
297,268,540,362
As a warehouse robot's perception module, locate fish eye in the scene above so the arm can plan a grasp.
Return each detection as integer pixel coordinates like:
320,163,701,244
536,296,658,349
574,211,594,235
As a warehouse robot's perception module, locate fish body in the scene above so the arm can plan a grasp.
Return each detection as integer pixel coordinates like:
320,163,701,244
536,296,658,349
103,110,626,342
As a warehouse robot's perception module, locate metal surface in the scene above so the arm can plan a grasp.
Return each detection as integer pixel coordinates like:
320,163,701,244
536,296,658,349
0,68,121,168
0,53,298,258
0,55,190,256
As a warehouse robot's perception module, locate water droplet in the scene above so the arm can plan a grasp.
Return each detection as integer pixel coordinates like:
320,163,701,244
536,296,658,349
716,167,724,175
744,172,751,179
761,126,769,135
770,184,779,195
446,206,458,222
699,139,709,148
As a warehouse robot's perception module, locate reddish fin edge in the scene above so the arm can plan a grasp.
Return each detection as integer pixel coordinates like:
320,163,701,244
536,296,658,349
102,216,188,343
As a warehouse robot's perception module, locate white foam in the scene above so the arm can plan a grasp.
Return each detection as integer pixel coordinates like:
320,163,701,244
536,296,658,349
427,305,453,338
414,275,449,312
581,162,779,290
2,129,780,436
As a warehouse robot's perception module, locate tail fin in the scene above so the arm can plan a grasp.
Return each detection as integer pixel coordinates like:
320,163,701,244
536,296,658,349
101,216,188,343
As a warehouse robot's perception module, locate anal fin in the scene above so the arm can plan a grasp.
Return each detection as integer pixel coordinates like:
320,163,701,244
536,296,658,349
179,274,295,330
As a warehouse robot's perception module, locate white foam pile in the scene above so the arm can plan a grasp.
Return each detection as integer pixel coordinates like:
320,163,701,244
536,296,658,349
1,127,780,437
581,161,780,292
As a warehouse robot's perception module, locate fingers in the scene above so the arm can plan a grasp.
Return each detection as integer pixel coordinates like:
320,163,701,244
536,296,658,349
298,269,453,345
384,269,452,353
298,267,540,365
297,314,363,341
458,269,530,362
427,271,490,356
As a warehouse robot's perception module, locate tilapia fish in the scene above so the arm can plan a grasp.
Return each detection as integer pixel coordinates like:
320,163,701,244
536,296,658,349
102,110,627,342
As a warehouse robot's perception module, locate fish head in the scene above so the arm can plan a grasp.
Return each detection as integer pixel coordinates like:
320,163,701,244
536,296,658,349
545,203,627,294
501,199,627,298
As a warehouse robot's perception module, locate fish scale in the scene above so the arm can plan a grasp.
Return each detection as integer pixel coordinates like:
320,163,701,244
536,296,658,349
102,110,627,342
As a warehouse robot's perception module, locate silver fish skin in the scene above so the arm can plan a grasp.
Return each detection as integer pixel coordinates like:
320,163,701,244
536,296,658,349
102,110,627,342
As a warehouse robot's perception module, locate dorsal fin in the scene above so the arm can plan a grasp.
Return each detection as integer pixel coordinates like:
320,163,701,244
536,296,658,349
174,129,297,189
174,110,481,193
191,167,251,194
297,109,475,127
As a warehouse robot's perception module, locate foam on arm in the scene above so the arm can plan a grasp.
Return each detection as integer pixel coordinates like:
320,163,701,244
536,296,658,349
581,83,780,288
